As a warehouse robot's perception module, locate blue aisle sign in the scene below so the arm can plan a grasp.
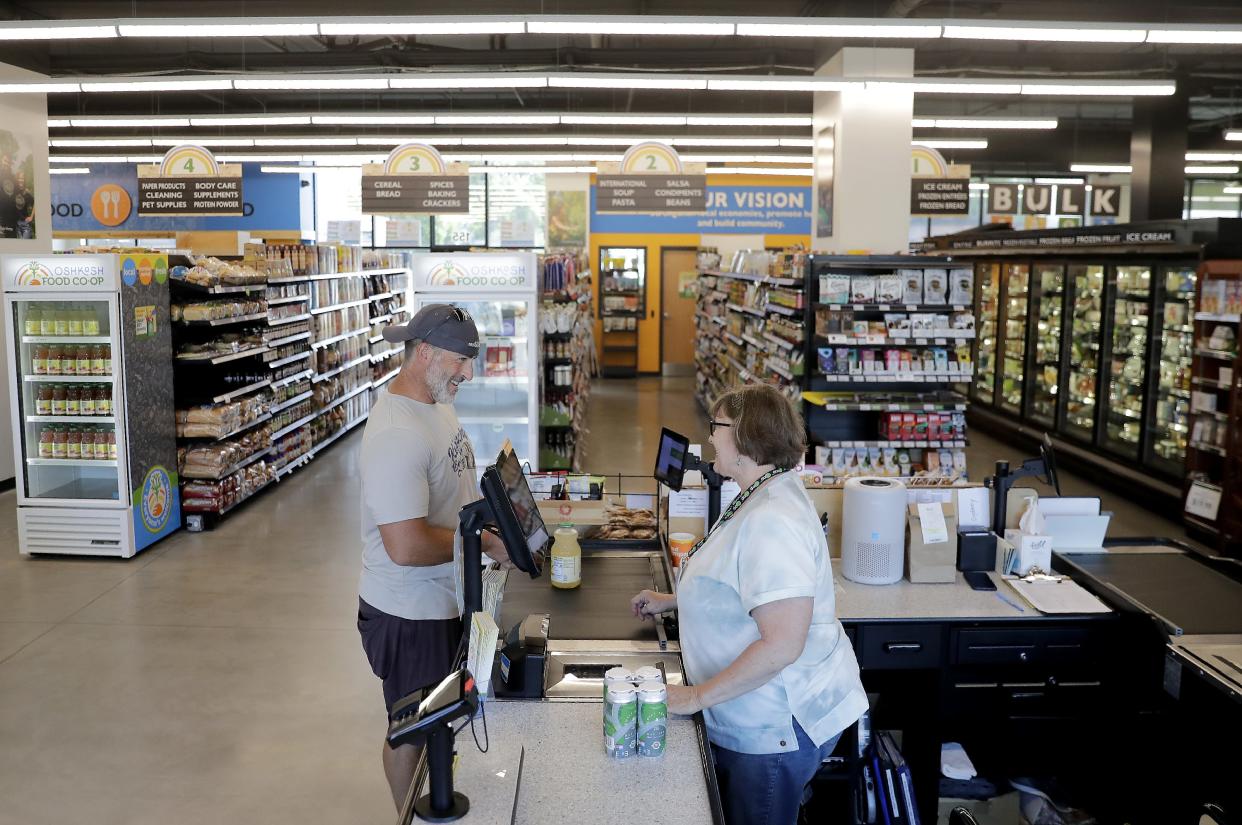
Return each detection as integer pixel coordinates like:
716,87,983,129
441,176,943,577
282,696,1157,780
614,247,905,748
51,163,302,232
590,184,811,235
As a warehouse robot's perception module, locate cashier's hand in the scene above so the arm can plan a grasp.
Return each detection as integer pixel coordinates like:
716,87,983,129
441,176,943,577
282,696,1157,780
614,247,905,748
665,684,703,716
482,531,516,570
631,590,676,620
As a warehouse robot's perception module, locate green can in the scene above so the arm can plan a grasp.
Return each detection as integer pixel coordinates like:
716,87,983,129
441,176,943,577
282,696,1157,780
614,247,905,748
603,683,638,758
603,666,635,698
636,683,668,757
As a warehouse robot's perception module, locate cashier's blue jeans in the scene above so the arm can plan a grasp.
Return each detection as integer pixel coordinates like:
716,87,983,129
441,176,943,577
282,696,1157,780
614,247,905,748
711,719,841,825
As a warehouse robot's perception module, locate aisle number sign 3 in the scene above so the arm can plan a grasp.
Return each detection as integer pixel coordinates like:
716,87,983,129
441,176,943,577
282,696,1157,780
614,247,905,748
136,144,243,217
597,142,708,214
361,142,470,214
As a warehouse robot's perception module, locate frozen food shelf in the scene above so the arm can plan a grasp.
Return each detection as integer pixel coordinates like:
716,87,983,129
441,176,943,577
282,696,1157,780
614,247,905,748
1189,441,1228,457
1109,407,1143,421
176,311,269,328
313,355,370,382
27,415,116,424
27,457,117,467
212,378,272,404
1194,348,1237,361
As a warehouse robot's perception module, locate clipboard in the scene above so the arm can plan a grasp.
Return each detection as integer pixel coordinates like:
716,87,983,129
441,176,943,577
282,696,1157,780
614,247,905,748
1004,578,1112,614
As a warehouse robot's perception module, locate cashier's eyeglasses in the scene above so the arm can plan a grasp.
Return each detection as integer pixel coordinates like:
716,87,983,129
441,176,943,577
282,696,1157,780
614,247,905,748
709,420,732,436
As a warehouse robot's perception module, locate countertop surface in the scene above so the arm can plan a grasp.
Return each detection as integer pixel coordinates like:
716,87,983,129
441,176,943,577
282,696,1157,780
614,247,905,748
419,699,713,824
832,570,1096,621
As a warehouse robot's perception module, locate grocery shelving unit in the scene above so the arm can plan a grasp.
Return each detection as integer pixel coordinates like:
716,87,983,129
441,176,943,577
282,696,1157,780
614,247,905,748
806,255,974,481
539,253,594,471
598,246,645,377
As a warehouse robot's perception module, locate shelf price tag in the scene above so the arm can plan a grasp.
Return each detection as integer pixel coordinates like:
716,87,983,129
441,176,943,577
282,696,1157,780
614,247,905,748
865,334,887,345
1185,482,1222,521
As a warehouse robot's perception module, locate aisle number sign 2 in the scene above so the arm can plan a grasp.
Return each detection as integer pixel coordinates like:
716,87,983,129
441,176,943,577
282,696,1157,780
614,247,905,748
596,142,708,214
361,143,470,214
136,144,243,217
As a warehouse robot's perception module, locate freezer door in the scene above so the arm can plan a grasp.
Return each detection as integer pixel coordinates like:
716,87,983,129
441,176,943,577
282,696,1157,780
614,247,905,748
1028,263,1066,427
1103,265,1152,459
1146,265,1196,477
6,293,127,506
1062,264,1106,444
998,263,1031,414
974,261,1001,406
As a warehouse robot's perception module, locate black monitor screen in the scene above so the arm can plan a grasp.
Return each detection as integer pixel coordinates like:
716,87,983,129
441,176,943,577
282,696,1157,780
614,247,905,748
479,445,548,576
653,427,692,491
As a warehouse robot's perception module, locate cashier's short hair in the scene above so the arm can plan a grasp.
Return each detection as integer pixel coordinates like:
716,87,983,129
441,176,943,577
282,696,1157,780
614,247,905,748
712,384,806,469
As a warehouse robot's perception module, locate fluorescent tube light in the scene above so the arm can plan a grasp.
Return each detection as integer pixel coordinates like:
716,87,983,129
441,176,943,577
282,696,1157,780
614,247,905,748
1034,177,1085,184
566,136,648,146
529,18,734,36
253,137,359,146
81,79,233,93
51,138,154,147
870,80,1023,94
1070,163,1132,173
943,23,1145,43
215,154,316,163
912,138,988,149
968,182,991,190
1146,27,1242,45
51,156,129,163
118,22,319,37
687,115,813,126
1186,165,1240,174
562,114,687,126
707,78,858,92
549,76,708,90
670,137,784,147
312,115,435,125
47,119,72,128
72,117,192,127
189,116,312,126
435,114,560,125
124,156,165,163
50,167,92,174
736,21,940,38
779,138,814,147
1226,131,1242,142
1021,82,1175,96
0,82,81,93
918,117,1058,129
320,19,524,35
1223,186,1242,194
234,77,389,90
389,76,548,89
0,23,116,40
1187,152,1242,162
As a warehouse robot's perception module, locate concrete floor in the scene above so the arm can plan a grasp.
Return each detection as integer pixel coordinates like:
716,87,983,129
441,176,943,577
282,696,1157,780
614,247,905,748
0,376,1199,824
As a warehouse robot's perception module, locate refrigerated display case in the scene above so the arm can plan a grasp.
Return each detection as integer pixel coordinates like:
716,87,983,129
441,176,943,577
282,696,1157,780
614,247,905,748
1103,265,1151,459
1028,264,1066,427
974,262,1000,406
598,246,646,377
1147,266,1196,476
3,254,180,557
410,252,540,467
999,263,1030,414
1065,264,1105,444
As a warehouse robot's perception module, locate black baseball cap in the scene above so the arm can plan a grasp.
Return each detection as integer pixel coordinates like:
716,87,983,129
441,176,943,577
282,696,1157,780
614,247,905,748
382,303,480,357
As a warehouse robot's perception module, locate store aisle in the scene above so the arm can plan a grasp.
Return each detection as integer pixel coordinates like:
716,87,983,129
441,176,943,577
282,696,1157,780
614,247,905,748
0,434,395,825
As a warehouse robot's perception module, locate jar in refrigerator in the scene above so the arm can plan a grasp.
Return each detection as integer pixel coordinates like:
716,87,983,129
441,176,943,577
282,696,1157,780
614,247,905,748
51,385,67,416
66,428,82,460
65,386,81,416
38,427,54,458
35,385,53,416
91,345,106,375
83,308,100,337
67,304,84,337
45,345,61,376
59,346,76,375
76,345,92,376
51,427,67,459
96,385,113,416
93,429,109,460
79,386,95,416
32,344,49,375
24,305,42,336
52,305,70,336
107,430,117,461
40,306,55,336
101,345,112,375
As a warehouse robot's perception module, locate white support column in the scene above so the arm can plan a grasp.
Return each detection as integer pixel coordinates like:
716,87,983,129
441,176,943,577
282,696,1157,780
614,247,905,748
812,48,914,253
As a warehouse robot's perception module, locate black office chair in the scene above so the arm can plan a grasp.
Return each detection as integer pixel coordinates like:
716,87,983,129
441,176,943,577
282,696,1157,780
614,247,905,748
949,807,981,825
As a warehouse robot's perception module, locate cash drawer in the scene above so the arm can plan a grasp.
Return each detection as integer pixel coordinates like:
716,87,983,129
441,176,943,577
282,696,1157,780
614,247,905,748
954,628,1094,666
858,624,941,670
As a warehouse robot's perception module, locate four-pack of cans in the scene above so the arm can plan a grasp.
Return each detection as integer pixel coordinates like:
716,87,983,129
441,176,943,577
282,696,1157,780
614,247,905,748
603,666,667,759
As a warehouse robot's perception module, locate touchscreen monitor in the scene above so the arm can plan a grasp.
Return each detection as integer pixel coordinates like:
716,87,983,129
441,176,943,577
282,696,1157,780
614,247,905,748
479,445,547,577
653,427,692,491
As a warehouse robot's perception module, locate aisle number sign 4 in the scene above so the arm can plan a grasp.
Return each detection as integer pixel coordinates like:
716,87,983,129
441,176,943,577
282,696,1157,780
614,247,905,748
137,144,243,217
362,142,470,214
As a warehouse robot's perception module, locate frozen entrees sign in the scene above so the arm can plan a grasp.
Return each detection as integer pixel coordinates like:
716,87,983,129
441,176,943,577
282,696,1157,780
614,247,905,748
137,145,243,217
361,143,470,214
596,142,708,214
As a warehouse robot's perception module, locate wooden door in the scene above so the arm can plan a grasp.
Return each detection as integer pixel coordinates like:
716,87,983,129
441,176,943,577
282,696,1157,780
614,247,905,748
661,247,699,375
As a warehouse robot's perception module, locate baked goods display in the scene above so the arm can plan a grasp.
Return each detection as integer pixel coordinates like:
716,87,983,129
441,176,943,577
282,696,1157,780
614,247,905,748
172,297,266,323
179,426,273,480
181,462,276,513
175,332,266,361
176,394,271,439
581,504,658,541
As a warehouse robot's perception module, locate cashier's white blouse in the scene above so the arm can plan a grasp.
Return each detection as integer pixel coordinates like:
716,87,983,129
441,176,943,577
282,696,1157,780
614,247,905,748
678,470,868,755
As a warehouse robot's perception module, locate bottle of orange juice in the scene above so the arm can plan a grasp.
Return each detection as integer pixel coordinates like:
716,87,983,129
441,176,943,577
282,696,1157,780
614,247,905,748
550,523,582,589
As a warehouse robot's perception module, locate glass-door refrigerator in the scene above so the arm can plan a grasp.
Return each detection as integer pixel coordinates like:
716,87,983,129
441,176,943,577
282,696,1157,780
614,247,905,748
1103,264,1152,458
598,246,646,378
998,263,1031,414
1063,264,1105,444
974,261,1001,406
3,253,180,557
1028,263,1066,428
409,252,540,468
1146,266,1196,477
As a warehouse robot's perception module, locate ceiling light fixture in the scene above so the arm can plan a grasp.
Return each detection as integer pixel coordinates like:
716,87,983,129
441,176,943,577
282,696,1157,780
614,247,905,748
0,23,116,40
736,20,940,38
50,138,154,148
389,76,548,89
189,116,312,126
1021,82,1175,96
1186,165,1241,174
548,75,708,90
528,18,734,36
942,22,1146,43
707,78,859,92
912,138,988,149
1187,152,1242,162
915,117,1058,129
234,77,390,91
0,82,82,94
319,18,525,35
704,167,813,176
151,138,257,147
312,115,436,125
1070,163,1132,173
50,167,93,174
118,22,319,37
562,114,687,126
686,115,813,126
81,79,233,93
1034,177,1085,184
1223,186,1242,194
435,114,560,125
1146,27,1242,45
869,80,1024,95
253,137,360,146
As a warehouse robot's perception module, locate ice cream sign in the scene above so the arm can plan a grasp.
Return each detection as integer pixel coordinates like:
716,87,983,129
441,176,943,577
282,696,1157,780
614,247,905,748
361,143,471,215
3,255,117,291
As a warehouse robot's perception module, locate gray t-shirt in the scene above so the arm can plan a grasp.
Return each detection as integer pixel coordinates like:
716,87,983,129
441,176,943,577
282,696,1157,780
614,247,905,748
358,387,478,620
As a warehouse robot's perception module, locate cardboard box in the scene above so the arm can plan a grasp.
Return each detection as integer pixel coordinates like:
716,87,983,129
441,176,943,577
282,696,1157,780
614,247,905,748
906,501,958,583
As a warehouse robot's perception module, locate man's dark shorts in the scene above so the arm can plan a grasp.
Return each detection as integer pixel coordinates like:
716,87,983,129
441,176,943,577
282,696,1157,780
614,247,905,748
357,597,463,717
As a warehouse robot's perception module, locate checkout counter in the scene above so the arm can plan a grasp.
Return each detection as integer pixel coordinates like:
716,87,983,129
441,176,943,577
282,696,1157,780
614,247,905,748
396,441,1241,825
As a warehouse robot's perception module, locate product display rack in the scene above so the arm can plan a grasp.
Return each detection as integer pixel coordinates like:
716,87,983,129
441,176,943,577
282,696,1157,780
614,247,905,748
1183,260,1242,549
170,245,413,528
539,252,595,471
920,218,1242,511
598,246,645,377
806,255,975,482
692,248,809,413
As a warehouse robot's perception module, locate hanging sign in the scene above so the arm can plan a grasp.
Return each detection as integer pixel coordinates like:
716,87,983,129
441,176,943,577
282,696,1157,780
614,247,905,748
596,142,707,214
910,145,970,216
1089,185,1123,217
136,145,243,217
361,143,470,214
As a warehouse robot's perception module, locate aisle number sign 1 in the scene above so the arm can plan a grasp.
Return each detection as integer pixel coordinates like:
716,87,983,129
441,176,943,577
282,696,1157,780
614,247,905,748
596,142,708,214
136,144,243,217
361,143,470,214
910,144,970,217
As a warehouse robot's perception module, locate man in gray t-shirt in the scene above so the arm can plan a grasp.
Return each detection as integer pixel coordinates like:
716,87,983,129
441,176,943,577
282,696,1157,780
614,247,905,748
356,303,511,812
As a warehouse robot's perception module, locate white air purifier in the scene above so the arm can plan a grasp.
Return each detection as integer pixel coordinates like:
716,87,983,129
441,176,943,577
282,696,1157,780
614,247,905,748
841,477,908,585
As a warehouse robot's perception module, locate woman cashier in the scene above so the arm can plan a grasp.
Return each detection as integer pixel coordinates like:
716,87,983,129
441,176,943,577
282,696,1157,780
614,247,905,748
633,384,867,825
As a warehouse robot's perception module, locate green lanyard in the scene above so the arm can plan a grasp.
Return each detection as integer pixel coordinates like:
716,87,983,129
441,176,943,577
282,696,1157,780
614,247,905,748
683,467,789,563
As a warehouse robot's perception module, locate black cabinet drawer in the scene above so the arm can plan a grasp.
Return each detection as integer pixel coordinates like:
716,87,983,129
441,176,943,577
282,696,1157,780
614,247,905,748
859,624,941,670
954,628,1093,666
